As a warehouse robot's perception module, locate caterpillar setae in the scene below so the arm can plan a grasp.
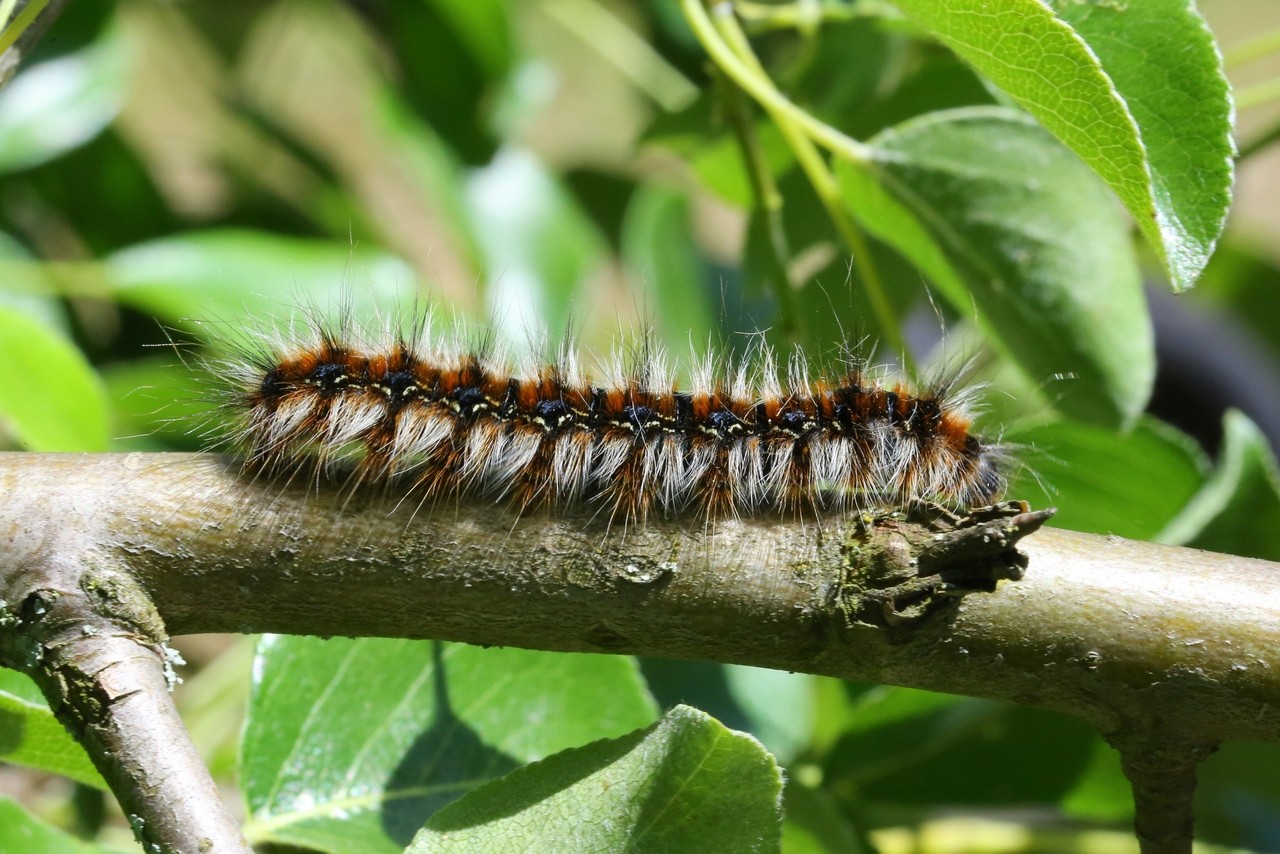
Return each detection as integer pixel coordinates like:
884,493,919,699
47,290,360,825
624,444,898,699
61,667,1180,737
210,311,1007,527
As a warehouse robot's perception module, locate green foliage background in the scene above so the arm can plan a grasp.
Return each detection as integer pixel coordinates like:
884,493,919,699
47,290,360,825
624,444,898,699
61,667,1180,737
1,0,1279,851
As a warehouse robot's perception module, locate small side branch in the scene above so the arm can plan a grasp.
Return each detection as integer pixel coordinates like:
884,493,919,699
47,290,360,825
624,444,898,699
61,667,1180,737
0,546,248,852
1113,737,1219,854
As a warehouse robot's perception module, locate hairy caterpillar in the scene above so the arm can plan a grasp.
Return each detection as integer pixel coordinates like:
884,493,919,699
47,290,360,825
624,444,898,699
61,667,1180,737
211,311,1007,526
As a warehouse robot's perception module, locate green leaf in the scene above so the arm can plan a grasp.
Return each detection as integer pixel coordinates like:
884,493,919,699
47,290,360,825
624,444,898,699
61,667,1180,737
103,230,420,327
1158,411,1280,560
889,0,1232,291
780,780,866,854
0,34,126,173
0,231,69,331
426,0,513,80
1060,738,1132,823
642,92,794,208
409,705,783,853
786,18,897,133
0,307,108,451
1006,417,1209,539
1192,237,1280,355
621,184,715,360
722,666,815,764
638,659,816,764
836,107,1151,426
241,637,657,853
1051,0,1233,291
1197,741,1280,847
379,0,512,161
0,669,105,789
0,797,118,854
823,688,1097,807
465,149,608,340
100,357,211,452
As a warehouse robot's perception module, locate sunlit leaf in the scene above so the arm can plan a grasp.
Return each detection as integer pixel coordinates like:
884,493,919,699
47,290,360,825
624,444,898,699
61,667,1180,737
889,0,1233,291
0,797,117,854
1006,417,1208,539
409,705,783,853
0,669,105,789
241,636,656,854
0,34,126,172
837,108,1151,426
1158,411,1280,560
0,307,108,451
104,230,419,327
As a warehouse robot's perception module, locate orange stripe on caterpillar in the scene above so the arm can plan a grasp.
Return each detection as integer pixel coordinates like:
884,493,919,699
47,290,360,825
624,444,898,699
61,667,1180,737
214,321,1007,525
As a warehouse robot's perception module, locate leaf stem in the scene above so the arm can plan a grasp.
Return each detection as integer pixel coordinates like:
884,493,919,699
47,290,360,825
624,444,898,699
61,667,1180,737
716,72,800,340
684,0,912,368
0,0,45,56
733,0,903,34
680,0,873,164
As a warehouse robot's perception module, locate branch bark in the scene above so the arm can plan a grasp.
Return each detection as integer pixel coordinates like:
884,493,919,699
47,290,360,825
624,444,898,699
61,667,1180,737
2,452,1278,852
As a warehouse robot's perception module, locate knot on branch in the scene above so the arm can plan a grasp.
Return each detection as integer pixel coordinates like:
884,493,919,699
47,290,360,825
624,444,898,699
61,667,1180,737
838,501,1053,635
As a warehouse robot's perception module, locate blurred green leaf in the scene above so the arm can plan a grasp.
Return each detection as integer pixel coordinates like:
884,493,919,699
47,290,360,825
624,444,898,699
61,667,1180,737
785,19,895,130
1006,417,1209,539
824,687,1096,807
1197,741,1280,850
370,93,486,268
643,91,794,208
377,0,512,162
0,797,117,854
637,659,815,764
18,130,176,255
0,232,67,330
103,229,420,327
801,31,996,143
1192,238,1280,356
785,237,928,356
465,149,607,339
825,684,965,749
780,779,866,854
0,33,126,173
741,207,790,320
0,669,106,790
0,307,108,451
564,168,638,249
836,107,1151,426
427,0,513,80
1060,738,1133,823
241,636,657,853
890,0,1232,292
621,184,715,360
723,666,815,764
100,357,212,452
409,705,783,853
1158,411,1280,560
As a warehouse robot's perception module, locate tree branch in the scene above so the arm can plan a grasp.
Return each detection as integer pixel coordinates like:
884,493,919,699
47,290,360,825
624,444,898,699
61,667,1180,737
2,452,1278,852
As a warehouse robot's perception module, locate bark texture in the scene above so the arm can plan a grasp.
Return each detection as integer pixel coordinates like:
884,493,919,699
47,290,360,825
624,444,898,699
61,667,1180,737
3,452,1278,852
